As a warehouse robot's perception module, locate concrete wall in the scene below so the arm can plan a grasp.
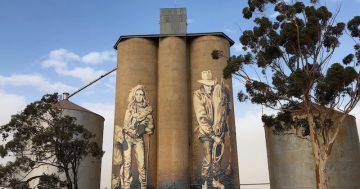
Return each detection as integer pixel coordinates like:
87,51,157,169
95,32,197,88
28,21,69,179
265,114,360,189
63,109,104,189
160,8,187,34
113,35,240,189
26,102,104,189
113,37,158,188
190,35,240,188
157,36,190,188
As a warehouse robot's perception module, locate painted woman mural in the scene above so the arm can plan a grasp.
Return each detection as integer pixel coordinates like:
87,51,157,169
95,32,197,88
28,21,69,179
193,70,231,189
113,84,154,189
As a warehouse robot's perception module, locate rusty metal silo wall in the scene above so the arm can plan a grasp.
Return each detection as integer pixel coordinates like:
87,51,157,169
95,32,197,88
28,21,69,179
157,36,190,188
265,114,360,189
189,35,240,188
112,38,158,189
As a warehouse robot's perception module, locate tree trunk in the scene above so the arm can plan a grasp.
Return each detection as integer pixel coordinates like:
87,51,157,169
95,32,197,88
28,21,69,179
315,157,329,189
307,113,332,189
64,168,73,189
73,169,78,189
307,113,329,189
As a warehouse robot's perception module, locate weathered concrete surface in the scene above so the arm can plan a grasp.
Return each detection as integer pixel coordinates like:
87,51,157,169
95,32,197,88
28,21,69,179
27,100,104,189
190,35,240,188
113,38,158,188
160,8,187,34
62,107,104,189
157,36,190,188
112,34,240,189
265,114,360,189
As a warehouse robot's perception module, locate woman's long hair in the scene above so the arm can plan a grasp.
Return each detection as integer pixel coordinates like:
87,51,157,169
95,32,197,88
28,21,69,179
127,84,149,110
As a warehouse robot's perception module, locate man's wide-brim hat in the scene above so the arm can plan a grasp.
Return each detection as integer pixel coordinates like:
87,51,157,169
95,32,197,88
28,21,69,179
198,70,216,86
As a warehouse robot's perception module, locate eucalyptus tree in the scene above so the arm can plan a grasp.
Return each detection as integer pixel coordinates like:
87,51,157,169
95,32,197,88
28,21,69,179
0,93,103,189
213,1,360,188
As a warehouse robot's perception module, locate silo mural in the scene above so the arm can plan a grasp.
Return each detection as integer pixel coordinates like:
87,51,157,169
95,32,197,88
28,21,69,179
111,8,240,189
112,38,158,189
190,36,239,189
111,34,240,189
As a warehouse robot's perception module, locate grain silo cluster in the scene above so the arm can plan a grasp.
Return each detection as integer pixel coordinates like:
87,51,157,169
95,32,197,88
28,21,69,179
111,8,240,189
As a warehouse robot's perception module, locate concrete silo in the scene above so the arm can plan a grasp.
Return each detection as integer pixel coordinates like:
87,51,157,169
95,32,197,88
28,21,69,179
112,37,158,189
24,97,104,189
111,8,240,189
190,35,240,188
57,97,104,189
265,113,360,189
157,36,189,188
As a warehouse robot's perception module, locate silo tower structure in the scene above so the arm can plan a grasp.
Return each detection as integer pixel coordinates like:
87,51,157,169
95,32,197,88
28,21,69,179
57,97,105,189
24,97,104,189
111,8,240,189
265,113,360,189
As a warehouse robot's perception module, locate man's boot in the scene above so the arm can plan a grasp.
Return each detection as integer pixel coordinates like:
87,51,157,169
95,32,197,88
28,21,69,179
212,179,224,189
202,181,208,189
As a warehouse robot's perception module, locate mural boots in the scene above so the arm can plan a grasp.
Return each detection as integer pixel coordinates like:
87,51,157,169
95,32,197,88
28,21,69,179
212,179,224,189
201,181,208,189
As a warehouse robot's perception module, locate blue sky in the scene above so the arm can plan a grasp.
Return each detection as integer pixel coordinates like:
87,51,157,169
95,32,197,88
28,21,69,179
1,1,360,188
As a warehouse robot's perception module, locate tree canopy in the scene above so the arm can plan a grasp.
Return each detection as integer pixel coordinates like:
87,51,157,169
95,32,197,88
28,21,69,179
0,93,103,189
213,1,360,189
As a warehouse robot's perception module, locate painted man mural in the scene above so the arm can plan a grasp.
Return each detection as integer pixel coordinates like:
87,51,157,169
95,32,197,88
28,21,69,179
114,84,154,189
193,70,230,189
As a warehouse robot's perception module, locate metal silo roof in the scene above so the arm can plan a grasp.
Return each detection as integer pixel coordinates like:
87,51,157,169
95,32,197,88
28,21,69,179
113,32,235,49
56,99,105,121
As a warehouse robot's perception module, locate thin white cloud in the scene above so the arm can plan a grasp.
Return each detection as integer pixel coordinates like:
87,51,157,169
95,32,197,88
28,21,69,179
104,74,116,91
48,48,81,62
0,90,27,125
41,49,115,82
0,73,76,93
235,109,275,184
57,67,106,83
82,51,116,64
236,109,273,184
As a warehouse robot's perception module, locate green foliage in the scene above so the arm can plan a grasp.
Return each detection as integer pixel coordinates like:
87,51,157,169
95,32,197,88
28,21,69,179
37,174,66,189
0,93,103,189
315,63,358,105
216,0,360,137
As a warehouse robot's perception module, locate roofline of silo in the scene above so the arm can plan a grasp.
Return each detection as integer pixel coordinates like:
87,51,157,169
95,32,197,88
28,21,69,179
56,100,105,121
113,32,235,50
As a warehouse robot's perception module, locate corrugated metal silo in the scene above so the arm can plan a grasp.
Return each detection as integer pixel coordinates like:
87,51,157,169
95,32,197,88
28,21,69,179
265,113,360,189
57,98,104,189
